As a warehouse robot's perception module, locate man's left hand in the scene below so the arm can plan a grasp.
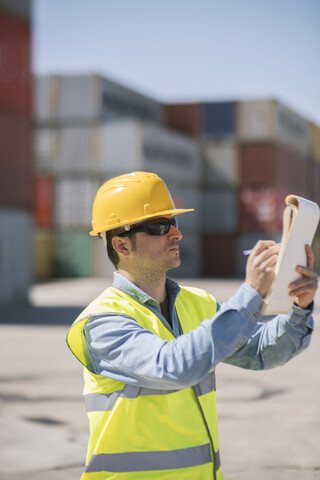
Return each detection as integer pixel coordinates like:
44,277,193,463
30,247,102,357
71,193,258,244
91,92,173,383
288,244,318,309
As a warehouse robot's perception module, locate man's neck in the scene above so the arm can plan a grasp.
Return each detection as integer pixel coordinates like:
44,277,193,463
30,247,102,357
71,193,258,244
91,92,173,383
118,268,167,304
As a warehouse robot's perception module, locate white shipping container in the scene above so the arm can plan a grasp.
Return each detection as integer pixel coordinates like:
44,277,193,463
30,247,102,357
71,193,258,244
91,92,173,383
99,119,201,184
237,100,310,154
35,75,163,124
201,190,238,233
0,208,32,303
58,126,101,174
35,127,60,173
201,141,238,187
55,179,99,230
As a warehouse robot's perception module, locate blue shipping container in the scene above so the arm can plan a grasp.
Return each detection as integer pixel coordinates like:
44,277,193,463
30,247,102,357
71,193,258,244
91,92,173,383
202,102,236,139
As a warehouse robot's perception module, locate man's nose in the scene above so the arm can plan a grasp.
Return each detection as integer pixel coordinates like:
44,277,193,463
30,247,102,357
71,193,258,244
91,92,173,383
168,224,183,240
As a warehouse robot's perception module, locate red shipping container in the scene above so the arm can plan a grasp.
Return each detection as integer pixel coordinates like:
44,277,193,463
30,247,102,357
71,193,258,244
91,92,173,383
164,103,201,138
201,233,237,277
239,188,289,234
33,177,54,227
0,10,32,115
0,111,33,209
239,143,307,196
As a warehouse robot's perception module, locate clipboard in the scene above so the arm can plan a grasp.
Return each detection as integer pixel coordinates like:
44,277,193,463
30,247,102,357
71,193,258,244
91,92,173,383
261,195,320,315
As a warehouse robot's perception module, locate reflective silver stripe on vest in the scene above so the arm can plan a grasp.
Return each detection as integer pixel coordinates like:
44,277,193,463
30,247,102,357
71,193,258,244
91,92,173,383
85,443,212,473
214,449,221,472
85,372,216,413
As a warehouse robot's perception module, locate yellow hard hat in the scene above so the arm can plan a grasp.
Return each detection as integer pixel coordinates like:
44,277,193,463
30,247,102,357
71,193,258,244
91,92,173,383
90,171,194,236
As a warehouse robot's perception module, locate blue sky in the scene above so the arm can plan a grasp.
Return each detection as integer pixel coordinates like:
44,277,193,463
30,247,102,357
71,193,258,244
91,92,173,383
33,0,320,124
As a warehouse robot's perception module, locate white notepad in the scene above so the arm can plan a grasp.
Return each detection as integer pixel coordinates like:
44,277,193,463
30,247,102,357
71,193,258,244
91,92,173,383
261,195,320,315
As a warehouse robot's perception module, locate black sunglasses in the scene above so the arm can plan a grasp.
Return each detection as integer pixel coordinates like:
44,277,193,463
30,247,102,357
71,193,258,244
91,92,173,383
118,217,178,237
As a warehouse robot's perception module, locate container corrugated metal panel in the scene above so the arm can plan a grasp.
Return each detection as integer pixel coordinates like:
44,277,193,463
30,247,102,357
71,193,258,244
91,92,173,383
237,100,310,154
35,77,61,123
58,125,101,174
33,229,55,280
101,77,163,124
33,177,54,227
0,0,31,21
99,119,142,173
0,111,33,209
143,124,201,184
99,119,200,183
93,237,116,278
201,141,238,187
0,10,32,114
164,103,201,137
201,190,238,233
55,179,99,230
0,208,32,303
239,143,308,196
310,122,320,161
55,230,93,277
202,102,236,140
35,127,60,173
170,233,201,278
239,188,288,233
201,233,237,277
236,232,282,277
59,76,100,121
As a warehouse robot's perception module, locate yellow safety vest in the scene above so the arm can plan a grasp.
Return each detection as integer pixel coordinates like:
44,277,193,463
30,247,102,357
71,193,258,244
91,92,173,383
67,285,225,480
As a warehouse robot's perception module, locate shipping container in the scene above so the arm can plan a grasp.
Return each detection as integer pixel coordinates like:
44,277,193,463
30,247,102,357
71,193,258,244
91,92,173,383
35,127,60,173
239,143,308,196
55,179,100,230
0,111,33,209
0,10,32,115
236,232,282,278
237,100,310,155
309,122,320,161
98,119,201,184
35,75,163,124
170,233,201,278
201,140,238,188
0,0,31,21
55,230,93,277
202,102,236,140
33,176,54,227
239,188,289,233
58,125,101,174
164,103,201,137
33,228,55,280
201,189,238,233
0,208,32,303
201,233,237,277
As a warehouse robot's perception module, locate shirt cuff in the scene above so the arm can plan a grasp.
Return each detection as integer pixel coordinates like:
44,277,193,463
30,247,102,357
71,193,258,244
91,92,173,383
227,283,264,324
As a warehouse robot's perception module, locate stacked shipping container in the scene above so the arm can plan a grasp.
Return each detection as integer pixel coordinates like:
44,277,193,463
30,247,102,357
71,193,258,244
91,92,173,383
0,1,33,302
34,75,201,279
164,99,320,277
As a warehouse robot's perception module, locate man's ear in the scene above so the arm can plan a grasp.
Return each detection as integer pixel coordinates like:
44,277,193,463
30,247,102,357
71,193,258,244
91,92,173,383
112,236,131,257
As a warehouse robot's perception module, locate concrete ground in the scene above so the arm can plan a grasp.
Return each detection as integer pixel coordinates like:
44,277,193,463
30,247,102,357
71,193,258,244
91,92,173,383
0,276,320,480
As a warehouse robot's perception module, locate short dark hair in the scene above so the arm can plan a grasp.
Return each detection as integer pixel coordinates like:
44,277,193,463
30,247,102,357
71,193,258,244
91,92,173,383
105,228,137,268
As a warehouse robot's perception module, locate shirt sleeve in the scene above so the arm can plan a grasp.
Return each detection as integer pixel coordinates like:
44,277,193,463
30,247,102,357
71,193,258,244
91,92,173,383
83,283,313,389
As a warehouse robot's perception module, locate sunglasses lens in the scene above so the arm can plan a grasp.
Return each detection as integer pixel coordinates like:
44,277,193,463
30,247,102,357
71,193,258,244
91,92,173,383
146,217,178,235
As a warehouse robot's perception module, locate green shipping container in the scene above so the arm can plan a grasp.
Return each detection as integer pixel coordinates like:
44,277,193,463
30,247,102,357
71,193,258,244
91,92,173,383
55,231,93,277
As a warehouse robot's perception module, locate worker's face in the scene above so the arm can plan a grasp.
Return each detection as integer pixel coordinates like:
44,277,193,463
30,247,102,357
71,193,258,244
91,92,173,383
129,218,183,273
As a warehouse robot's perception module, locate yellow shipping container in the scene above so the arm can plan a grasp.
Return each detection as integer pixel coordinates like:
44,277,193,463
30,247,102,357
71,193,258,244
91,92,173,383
33,229,55,280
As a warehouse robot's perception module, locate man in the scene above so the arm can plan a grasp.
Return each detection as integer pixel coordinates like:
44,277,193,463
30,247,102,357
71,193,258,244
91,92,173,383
67,171,318,480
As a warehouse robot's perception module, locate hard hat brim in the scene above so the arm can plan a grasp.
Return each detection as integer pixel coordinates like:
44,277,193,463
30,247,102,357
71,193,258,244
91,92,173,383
90,208,194,236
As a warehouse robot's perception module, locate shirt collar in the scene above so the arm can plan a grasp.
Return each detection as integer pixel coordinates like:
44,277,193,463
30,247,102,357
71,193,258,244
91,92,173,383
112,271,180,306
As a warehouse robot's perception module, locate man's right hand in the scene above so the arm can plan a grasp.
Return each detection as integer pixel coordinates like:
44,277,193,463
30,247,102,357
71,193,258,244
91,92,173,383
245,240,280,298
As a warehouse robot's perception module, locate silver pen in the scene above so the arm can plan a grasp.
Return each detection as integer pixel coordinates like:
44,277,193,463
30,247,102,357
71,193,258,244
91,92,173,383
242,243,281,256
